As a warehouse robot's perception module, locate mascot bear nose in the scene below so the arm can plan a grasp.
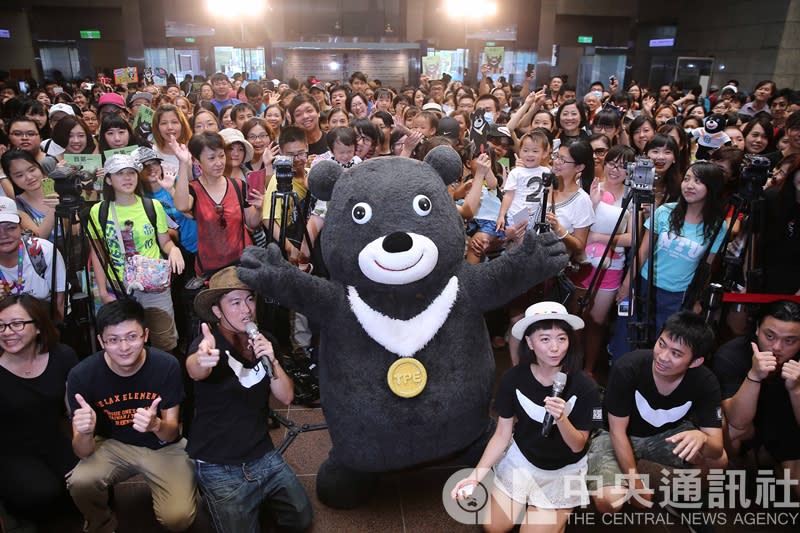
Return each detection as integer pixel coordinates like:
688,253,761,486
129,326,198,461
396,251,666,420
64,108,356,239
383,232,413,253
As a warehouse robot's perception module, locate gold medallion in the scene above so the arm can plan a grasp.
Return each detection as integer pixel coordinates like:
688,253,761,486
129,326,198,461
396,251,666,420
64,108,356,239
387,358,427,398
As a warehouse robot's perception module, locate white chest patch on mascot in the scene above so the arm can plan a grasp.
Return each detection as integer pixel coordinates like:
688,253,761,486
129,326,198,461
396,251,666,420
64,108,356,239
358,232,439,284
634,390,692,427
347,276,459,358
516,389,577,423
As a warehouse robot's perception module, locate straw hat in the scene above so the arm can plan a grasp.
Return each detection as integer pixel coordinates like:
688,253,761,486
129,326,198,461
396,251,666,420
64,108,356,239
218,128,254,163
193,266,253,323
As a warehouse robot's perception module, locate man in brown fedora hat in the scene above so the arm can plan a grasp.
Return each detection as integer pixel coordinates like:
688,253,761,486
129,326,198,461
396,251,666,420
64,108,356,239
185,266,312,532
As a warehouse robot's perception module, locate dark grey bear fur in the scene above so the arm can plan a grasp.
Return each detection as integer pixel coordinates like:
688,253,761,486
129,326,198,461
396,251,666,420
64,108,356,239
239,147,568,506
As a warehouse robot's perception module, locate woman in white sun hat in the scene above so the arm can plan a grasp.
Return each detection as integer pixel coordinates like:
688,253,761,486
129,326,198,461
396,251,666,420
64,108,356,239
452,301,602,533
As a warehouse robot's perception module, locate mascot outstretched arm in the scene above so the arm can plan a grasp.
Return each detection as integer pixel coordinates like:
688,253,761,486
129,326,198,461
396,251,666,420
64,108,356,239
239,146,568,509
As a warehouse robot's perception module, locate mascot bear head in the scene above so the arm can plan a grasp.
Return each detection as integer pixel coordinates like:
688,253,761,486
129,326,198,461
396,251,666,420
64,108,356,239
702,113,727,134
308,146,464,294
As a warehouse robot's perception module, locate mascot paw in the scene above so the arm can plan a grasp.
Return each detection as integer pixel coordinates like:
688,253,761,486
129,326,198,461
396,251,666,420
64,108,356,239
237,244,286,288
527,229,569,258
317,458,378,509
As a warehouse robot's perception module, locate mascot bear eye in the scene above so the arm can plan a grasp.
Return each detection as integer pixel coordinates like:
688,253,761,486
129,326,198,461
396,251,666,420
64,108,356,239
412,195,432,216
351,202,373,224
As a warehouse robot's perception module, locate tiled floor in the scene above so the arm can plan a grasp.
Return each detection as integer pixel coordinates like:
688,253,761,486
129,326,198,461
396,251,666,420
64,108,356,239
34,347,798,532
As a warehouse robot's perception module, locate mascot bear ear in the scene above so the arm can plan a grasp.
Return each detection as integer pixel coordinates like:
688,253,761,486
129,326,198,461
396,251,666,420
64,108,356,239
424,145,463,186
308,160,343,201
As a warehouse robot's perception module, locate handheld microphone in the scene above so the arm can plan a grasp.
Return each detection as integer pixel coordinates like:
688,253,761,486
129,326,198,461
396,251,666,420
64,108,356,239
245,322,275,380
541,372,568,437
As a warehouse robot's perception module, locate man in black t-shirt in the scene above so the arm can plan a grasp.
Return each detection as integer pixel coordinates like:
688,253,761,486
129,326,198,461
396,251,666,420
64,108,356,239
66,300,197,533
186,267,312,532
713,300,800,498
587,311,726,513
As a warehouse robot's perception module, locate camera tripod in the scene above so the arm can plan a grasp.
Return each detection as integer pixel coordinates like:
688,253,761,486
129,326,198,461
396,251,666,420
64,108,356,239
264,160,326,450
579,176,658,352
54,201,98,353
531,173,575,306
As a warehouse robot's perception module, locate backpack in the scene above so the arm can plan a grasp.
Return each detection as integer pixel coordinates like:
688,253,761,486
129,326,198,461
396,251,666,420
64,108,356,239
98,197,159,237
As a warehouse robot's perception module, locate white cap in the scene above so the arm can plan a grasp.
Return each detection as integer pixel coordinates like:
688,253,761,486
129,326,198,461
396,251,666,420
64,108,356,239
49,103,75,118
0,197,20,224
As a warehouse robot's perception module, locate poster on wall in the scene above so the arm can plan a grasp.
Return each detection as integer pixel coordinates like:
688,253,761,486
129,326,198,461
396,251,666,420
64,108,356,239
153,67,169,86
483,46,505,74
113,66,138,85
437,52,452,79
422,55,441,79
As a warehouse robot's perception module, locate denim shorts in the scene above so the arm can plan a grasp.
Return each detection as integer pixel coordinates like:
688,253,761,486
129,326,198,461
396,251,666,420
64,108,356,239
467,218,506,239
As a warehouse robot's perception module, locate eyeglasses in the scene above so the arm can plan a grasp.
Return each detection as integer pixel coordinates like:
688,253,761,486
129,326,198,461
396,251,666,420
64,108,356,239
0,320,34,333
9,130,39,138
356,135,371,143
593,148,609,157
605,161,626,171
103,332,144,347
594,124,616,132
284,150,308,159
247,133,270,141
552,154,575,165
215,204,227,228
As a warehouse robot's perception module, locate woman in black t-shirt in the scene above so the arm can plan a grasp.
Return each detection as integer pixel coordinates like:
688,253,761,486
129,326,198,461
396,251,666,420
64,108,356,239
452,302,601,533
0,295,78,520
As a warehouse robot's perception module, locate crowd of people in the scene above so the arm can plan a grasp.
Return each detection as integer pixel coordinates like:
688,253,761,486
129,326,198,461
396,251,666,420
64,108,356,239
0,66,798,532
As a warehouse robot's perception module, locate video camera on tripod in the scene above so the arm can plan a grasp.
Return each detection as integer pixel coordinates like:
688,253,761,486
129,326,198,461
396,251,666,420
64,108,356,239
738,154,770,201
49,165,94,209
534,171,558,234
625,156,656,192
273,155,295,194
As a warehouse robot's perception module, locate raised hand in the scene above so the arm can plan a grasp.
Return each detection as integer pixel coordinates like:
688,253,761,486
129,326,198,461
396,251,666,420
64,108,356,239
72,394,96,435
169,135,192,165
782,359,800,391
132,396,162,433
196,322,220,368
750,341,777,381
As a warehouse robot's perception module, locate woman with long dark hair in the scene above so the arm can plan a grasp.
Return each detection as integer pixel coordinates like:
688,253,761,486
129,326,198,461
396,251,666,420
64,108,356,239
609,161,726,361
644,134,681,206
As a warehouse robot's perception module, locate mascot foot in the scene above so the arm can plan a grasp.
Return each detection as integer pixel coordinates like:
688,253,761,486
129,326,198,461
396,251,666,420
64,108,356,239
316,458,378,509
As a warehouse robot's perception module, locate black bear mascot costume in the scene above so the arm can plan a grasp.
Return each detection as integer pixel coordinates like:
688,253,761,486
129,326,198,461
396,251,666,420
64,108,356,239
239,146,568,508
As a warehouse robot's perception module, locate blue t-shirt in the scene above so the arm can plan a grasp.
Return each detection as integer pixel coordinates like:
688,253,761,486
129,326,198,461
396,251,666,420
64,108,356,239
210,98,241,113
641,202,725,291
146,187,198,253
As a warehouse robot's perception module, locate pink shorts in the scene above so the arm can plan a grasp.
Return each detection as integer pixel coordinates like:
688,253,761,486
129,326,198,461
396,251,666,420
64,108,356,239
570,263,624,291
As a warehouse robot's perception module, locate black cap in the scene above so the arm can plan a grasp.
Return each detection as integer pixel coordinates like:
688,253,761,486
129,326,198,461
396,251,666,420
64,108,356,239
436,117,461,143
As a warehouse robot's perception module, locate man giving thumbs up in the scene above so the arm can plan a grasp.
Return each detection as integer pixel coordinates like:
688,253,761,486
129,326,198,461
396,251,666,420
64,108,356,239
65,299,197,533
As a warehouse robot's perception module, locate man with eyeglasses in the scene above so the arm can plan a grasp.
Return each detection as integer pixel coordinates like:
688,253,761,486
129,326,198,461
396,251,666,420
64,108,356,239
66,299,197,533
262,126,313,261
6,117,58,175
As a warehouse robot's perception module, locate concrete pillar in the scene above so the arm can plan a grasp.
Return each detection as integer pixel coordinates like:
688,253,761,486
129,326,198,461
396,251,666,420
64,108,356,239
536,0,557,83
121,0,145,74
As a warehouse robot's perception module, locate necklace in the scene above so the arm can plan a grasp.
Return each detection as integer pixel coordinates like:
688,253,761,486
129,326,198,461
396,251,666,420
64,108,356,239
0,242,25,296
